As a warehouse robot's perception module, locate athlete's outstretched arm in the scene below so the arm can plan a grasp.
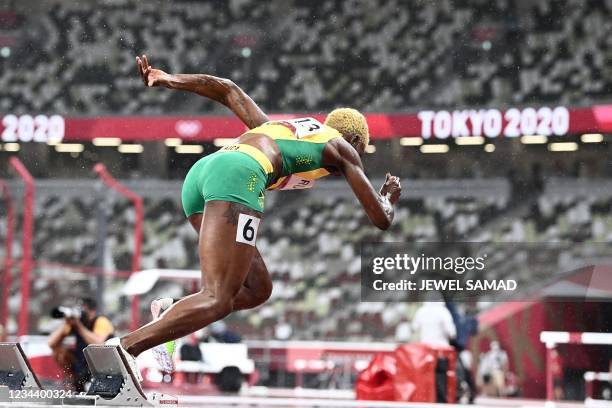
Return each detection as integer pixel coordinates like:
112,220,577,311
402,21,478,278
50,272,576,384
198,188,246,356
324,138,401,230
136,55,269,129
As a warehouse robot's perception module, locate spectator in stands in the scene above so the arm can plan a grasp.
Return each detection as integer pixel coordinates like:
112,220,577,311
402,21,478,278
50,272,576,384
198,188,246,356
395,319,412,343
412,293,456,346
180,333,203,362
446,300,478,403
274,317,293,340
6,0,611,115
48,297,114,392
477,340,509,397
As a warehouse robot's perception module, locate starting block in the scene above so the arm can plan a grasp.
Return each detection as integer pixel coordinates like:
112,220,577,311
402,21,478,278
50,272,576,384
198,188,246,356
0,342,46,403
0,343,177,406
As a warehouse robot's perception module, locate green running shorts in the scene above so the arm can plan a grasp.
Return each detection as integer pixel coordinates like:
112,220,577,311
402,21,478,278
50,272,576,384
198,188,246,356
181,150,268,216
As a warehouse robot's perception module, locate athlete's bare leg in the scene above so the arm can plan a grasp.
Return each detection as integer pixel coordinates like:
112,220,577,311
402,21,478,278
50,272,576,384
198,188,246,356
233,249,273,310
187,213,272,311
120,201,261,357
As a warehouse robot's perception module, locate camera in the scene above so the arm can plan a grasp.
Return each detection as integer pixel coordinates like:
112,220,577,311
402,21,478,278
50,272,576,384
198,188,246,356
50,306,82,319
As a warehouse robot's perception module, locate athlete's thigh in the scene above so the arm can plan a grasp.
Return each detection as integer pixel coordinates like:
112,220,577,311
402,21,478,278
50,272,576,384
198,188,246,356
188,213,203,234
243,247,272,294
198,200,263,299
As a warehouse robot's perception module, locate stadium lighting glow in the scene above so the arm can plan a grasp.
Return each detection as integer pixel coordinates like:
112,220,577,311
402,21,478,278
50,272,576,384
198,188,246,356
365,145,376,154
164,138,182,147
93,137,122,147
484,144,496,153
420,144,449,154
400,137,423,146
548,142,578,152
213,138,236,147
55,143,84,153
581,133,604,143
521,135,548,144
3,143,20,152
455,136,485,145
46,138,62,146
175,145,204,154
118,144,144,154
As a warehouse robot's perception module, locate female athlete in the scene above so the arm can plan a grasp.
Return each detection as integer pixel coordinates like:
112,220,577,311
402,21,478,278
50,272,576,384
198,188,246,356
111,55,402,374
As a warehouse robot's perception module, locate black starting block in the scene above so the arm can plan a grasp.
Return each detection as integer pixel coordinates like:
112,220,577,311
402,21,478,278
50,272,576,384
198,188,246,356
0,343,177,406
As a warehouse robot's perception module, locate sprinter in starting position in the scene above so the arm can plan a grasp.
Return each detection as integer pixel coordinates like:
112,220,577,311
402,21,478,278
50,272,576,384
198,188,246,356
108,55,402,375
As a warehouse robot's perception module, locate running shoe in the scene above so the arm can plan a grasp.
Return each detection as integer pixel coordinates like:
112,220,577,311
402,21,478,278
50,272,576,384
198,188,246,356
150,298,177,373
104,337,143,383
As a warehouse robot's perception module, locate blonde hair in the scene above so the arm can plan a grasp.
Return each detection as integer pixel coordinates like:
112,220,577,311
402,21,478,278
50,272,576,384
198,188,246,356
324,108,369,148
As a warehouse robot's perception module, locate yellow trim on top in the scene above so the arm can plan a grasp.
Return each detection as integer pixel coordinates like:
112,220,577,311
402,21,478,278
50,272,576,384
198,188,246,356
250,123,343,143
251,124,294,140
300,130,342,143
219,144,274,174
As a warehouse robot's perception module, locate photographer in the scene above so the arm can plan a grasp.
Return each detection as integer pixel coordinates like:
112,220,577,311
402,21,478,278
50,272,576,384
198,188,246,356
48,297,114,391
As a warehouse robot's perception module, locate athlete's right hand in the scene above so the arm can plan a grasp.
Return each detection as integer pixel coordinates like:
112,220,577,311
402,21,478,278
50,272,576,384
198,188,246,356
136,54,170,87
380,173,401,205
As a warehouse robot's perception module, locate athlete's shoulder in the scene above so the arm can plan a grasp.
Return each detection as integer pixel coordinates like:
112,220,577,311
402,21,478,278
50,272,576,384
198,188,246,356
322,136,360,169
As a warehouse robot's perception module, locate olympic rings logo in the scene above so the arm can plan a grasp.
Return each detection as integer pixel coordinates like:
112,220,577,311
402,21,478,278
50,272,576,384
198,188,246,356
175,120,202,138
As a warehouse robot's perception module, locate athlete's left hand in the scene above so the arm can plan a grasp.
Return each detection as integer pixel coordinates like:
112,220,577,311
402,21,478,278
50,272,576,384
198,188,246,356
380,173,401,204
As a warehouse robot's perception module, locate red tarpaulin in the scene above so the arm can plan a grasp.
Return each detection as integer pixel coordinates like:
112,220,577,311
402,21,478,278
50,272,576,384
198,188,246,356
356,344,456,403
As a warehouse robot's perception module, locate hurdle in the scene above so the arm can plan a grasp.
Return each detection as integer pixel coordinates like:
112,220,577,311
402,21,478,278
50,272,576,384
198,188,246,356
584,371,612,402
0,343,177,406
540,331,612,406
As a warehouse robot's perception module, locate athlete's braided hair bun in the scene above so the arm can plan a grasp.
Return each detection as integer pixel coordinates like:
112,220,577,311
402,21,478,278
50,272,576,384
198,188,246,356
324,108,369,148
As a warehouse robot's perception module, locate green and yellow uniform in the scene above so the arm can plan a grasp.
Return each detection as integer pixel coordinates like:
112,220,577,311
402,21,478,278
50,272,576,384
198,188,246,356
181,117,341,216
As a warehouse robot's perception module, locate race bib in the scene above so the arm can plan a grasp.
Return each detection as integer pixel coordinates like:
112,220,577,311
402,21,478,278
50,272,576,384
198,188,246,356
276,175,316,190
284,117,324,138
236,213,261,246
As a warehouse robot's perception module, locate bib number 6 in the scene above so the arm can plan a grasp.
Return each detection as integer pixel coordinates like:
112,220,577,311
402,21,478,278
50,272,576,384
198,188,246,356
236,213,261,246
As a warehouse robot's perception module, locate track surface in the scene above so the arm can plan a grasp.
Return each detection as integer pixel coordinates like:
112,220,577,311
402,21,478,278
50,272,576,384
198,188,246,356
0,395,599,408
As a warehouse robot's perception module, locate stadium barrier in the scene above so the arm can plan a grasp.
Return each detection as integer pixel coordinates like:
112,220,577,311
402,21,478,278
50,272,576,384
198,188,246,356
94,163,144,330
0,180,14,336
8,157,34,336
